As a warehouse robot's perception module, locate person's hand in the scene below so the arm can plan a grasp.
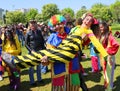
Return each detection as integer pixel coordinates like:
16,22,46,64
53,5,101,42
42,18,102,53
41,56,49,66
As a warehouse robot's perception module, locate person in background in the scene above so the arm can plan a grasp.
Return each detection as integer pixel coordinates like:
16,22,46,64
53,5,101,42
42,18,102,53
25,20,46,86
89,18,101,73
40,24,49,74
41,24,50,42
99,21,119,91
16,23,25,46
2,27,21,91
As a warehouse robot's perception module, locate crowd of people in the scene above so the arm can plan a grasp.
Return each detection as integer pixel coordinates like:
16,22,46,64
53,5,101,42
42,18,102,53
0,13,120,91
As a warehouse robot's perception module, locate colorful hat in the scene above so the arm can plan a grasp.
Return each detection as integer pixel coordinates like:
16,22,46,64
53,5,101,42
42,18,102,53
48,15,66,28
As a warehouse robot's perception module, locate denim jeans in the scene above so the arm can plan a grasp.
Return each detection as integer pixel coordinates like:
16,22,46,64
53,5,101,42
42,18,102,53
29,64,42,84
41,64,48,74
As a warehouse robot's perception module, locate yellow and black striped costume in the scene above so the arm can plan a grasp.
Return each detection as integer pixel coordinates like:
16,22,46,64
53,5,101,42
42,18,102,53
13,27,108,69
14,34,82,69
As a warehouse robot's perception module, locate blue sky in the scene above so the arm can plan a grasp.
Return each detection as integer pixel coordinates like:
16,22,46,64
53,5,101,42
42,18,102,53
0,0,116,12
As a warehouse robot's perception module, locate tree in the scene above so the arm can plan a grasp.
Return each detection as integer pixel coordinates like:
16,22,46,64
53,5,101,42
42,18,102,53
25,8,38,22
110,0,120,23
35,13,43,22
76,6,88,19
61,8,74,18
0,19,3,25
6,11,26,24
41,4,60,22
90,3,112,22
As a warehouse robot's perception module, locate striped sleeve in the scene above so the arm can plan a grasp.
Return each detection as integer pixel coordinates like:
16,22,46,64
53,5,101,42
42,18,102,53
14,35,82,68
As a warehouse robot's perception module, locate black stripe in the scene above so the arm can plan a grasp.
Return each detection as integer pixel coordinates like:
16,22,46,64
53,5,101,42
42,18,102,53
65,38,80,49
30,53,40,59
25,62,35,66
61,35,81,45
69,35,82,40
37,51,45,56
23,56,41,64
15,57,24,63
17,63,26,68
46,49,72,61
37,50,67,63
57,47,77,54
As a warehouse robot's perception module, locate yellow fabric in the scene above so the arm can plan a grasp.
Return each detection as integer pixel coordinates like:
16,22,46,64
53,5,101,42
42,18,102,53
46,43,69,78
74,27,108,57
2,35,21,56
46,43,56,49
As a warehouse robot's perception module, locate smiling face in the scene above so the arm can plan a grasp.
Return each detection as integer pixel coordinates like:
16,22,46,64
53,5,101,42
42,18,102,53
82,15,94,28
99,22,109,34
99,24,104,33
54,23,65,34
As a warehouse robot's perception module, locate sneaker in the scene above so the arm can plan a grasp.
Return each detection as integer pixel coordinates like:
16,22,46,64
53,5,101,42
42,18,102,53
0,76,3,81
83,73,88,76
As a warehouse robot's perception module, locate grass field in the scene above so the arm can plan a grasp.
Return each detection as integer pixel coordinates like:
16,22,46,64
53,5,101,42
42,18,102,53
0,30,120,91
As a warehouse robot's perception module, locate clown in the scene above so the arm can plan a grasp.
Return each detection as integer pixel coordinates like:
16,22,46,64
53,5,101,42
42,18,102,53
47,15,70,91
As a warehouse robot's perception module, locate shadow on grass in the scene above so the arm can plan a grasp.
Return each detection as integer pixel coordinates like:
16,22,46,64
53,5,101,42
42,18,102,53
83,67,103,83
84,72,102,83
0,84,10,91
114,64,120,69
0,81,32,91
0,77,51,91
20,68,51,76
89,85,105,91
81,57,91,62
37,78,51,86
113,76,120,91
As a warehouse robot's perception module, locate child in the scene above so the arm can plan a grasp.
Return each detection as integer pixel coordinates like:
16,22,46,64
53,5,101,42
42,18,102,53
89,42,101,73
90,18,101,73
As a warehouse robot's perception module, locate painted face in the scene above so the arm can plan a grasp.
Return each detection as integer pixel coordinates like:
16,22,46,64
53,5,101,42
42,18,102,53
82,15,93,28
54,23,64,33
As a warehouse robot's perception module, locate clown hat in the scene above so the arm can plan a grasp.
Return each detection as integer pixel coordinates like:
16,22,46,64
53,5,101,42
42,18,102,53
48,15,66,28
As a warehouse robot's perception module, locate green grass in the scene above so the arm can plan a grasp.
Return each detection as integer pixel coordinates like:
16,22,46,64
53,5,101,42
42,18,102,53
0,30,120,91
111,24,120,30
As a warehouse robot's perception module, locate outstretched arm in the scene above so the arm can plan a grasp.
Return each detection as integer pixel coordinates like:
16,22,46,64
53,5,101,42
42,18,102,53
2,35,82,69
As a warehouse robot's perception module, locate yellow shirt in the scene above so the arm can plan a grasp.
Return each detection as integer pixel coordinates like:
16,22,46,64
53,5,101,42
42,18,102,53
2,35,21,56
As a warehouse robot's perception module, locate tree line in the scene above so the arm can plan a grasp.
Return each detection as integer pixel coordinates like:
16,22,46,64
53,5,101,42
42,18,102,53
0,0,120,25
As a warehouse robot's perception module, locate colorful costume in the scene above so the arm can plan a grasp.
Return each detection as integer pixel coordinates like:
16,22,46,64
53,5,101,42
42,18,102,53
89,42,101,72
100,33,119,91
47,30,68,90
